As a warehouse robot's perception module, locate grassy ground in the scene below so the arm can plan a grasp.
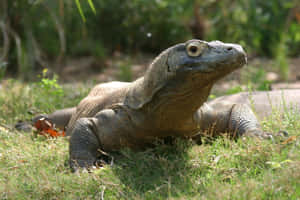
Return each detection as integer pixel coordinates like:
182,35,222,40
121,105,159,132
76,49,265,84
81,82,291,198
0,79,299,200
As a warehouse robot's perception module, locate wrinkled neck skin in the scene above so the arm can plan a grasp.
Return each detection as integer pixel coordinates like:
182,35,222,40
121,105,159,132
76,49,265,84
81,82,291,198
143,77,213,134
127,69,218,135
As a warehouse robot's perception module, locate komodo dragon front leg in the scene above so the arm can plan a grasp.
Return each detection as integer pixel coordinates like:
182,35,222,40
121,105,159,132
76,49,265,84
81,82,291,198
194,89,300,139
69,107,138,170
194,101,271,139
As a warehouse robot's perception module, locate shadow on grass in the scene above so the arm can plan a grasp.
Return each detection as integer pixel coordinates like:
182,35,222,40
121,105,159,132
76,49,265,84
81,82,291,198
111,139,197,198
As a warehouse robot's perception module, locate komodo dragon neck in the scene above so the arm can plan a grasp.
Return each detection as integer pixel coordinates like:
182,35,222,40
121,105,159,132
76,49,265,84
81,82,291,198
142,82,213,133
124,40,246,134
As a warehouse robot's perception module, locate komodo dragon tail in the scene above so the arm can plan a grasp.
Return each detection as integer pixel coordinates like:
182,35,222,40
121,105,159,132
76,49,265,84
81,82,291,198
15,107,76,132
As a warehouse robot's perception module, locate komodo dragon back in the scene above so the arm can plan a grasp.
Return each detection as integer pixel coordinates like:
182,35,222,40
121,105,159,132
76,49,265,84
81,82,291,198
66,81,131,135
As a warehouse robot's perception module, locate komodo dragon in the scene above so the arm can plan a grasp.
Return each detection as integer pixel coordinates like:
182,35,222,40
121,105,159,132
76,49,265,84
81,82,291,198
32,40,289,170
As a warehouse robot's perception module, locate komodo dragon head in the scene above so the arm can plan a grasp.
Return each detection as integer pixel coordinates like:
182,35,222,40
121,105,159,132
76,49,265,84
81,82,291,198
125,40,246,112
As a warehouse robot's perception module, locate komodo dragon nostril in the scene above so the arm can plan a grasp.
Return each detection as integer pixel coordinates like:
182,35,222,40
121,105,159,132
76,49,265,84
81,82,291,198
227,47,233,51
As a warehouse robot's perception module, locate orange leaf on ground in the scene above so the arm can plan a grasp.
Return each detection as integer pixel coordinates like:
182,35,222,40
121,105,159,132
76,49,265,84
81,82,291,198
45,129,65,137
281,136,297,145
34,118,65,137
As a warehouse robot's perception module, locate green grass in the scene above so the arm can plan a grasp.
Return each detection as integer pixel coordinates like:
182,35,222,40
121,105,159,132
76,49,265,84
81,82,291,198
0,80,300,200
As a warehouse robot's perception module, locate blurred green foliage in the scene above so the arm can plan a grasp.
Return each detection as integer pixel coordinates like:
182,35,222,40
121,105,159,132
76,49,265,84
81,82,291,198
33,68,64,112
0,0,299,78
84,0,191,52
0,62,7,80
206,0,300,57
118,61,133,82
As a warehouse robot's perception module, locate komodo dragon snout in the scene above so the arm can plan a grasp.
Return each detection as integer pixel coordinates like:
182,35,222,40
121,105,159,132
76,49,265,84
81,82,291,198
167,40,246,74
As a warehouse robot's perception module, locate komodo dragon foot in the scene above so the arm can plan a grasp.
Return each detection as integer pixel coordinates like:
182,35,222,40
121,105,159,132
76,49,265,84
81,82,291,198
69,118,105,171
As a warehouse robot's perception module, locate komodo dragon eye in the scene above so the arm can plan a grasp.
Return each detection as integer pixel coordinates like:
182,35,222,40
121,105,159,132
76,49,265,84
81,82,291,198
186,41,206,57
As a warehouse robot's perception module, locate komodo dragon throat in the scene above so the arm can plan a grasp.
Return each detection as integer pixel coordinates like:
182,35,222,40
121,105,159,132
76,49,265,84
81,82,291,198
38,40,270,170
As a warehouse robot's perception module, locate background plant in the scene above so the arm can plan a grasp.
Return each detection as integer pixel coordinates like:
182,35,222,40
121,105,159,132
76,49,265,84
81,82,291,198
0,0,299,79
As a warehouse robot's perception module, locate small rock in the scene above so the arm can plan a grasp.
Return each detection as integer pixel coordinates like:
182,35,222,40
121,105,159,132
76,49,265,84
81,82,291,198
266,72,279,82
